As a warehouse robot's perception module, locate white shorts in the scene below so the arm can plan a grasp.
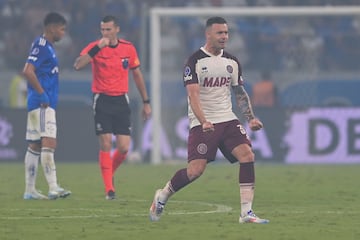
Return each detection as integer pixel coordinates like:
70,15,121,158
26,107,57,141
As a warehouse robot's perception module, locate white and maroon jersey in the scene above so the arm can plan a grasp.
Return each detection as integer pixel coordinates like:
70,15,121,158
183,47,244,129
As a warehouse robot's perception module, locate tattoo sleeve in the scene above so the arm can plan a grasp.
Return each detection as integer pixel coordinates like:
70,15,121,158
232,85,255,121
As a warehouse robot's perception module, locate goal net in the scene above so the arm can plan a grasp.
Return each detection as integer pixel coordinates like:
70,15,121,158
148,6,360,164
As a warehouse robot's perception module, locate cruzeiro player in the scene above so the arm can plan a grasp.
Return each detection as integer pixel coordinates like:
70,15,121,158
22,12,71,200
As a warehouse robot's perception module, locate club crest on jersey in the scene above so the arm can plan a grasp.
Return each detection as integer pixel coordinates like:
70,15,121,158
226,65,233,73
122,58,129,69
184,66,192,81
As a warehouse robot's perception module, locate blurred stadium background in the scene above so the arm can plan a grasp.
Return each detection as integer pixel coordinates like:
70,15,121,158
0,0,360,164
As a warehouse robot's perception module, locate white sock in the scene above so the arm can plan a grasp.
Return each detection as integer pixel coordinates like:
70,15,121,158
159,181,174,204
240,183,255,216
40,147,58,191
24,148,40,193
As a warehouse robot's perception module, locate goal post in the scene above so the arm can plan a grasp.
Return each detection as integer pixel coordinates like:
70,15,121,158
149,6,360,164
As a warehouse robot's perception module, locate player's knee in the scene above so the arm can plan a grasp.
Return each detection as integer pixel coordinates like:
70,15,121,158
239,149,255,163
28,143,41,152
100,143,112,151
118,146,129,154
41,137,57,149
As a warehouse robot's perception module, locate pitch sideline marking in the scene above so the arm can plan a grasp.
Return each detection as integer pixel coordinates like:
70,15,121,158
1,200,233,220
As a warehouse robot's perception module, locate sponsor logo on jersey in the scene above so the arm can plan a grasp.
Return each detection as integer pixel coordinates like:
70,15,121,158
226,65,233,73
203,77,231,87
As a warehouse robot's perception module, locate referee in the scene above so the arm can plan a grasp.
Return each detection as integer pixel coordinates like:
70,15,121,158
74,15,151,200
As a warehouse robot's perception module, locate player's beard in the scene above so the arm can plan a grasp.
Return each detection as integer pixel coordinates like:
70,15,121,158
219,41,226,49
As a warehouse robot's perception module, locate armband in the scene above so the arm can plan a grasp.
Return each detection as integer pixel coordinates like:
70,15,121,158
88,45,101,57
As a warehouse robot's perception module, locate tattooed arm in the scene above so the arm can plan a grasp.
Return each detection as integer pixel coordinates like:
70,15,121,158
232,85,255,121
232,85,263,131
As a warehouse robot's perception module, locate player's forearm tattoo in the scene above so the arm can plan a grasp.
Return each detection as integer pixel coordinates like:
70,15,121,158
232,85,255,121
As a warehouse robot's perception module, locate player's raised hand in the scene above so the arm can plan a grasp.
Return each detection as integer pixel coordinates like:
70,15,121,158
98,38,110,48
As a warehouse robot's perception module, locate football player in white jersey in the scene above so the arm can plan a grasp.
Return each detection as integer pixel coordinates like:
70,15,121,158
150,16,269,224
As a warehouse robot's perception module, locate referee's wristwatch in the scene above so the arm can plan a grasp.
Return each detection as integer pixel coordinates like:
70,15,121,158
143,99,150,104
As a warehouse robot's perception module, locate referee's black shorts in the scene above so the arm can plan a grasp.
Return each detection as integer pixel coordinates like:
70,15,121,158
92,93,131,136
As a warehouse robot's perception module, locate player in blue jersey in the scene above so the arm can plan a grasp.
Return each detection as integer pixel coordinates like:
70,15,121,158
22,12,71,200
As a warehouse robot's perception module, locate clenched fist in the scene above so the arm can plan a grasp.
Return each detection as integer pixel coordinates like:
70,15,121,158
248,118,263,131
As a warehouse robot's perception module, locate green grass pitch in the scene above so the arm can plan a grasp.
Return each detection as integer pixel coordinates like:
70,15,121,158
0,162,359,240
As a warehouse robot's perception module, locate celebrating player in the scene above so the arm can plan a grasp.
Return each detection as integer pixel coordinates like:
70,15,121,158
149,16,269,224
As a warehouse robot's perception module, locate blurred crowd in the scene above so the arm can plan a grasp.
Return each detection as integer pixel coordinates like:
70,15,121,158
0,0,144,70
0,0,359,72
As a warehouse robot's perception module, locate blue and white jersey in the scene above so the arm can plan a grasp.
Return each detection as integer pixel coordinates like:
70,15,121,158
26,36,59,111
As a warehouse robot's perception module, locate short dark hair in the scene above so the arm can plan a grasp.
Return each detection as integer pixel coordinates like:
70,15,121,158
206,16,227,28
44,12,66,26
101,15,119,26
